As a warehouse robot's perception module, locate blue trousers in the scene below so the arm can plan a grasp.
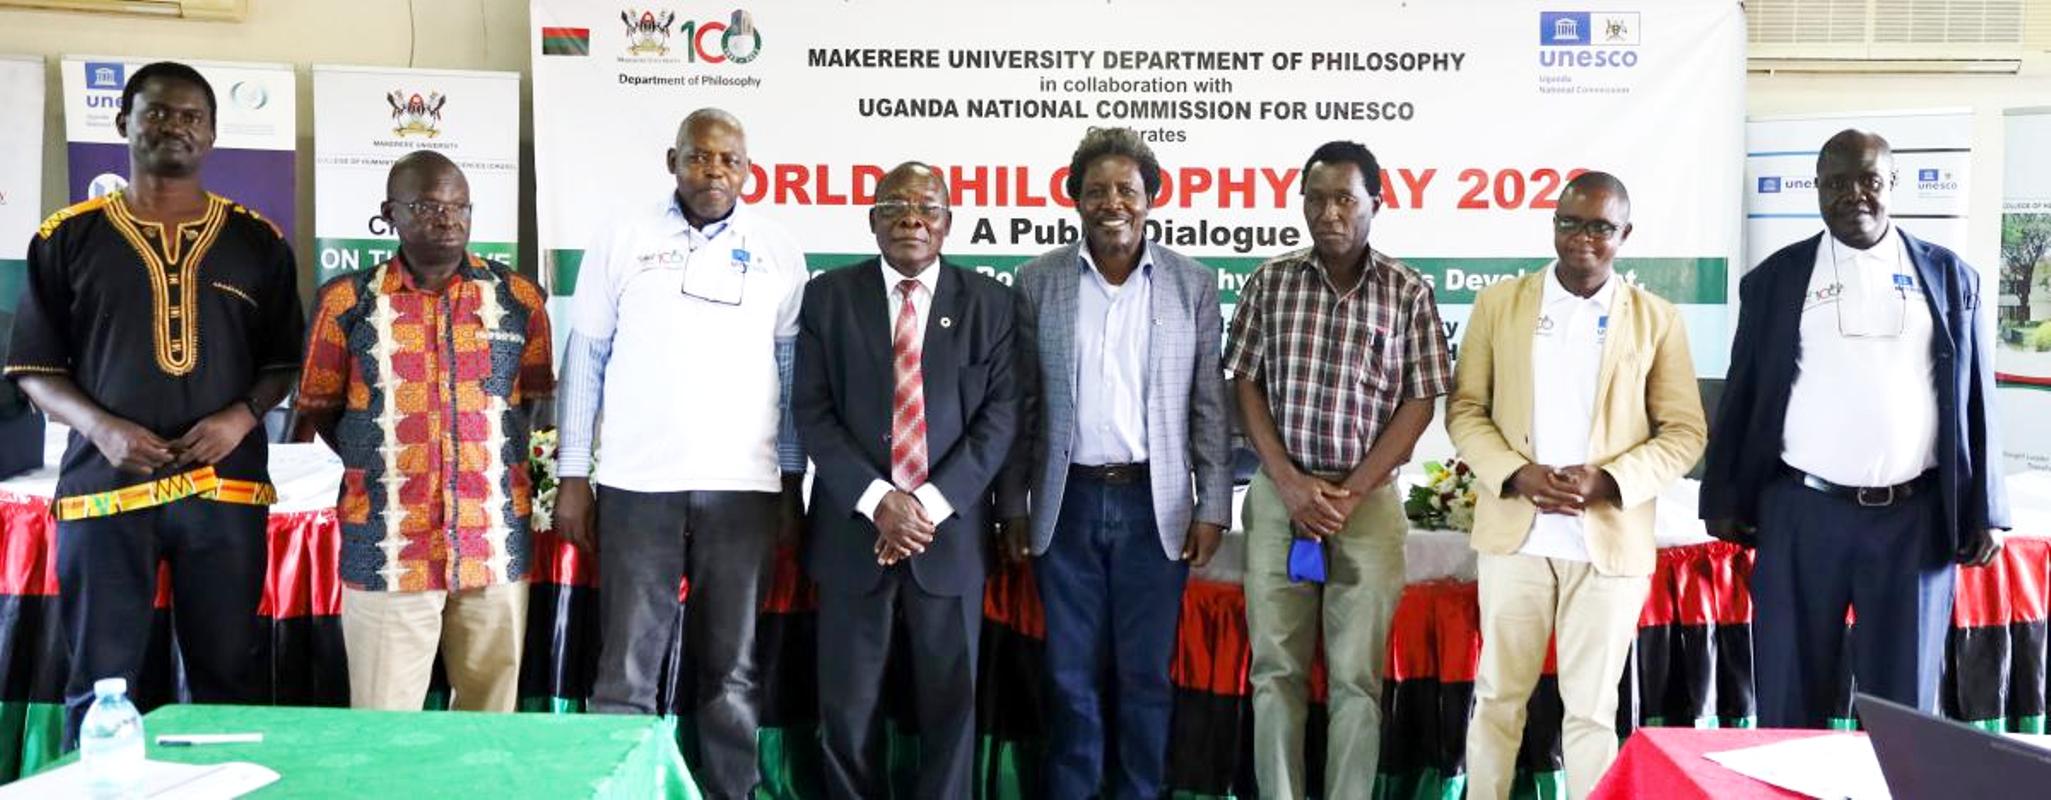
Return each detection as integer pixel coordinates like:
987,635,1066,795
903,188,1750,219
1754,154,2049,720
1752,471,1956,728
1037,474,1189,800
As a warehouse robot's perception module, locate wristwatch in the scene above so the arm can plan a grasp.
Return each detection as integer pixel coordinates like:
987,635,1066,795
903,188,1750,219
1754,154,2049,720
242,397,267,422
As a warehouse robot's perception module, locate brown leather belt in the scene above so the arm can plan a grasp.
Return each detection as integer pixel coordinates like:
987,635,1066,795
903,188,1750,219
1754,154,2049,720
1071,462,1149,485
1792,467,1935,508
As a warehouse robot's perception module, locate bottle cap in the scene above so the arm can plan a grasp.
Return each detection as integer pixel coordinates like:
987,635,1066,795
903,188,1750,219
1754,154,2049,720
93,677,127,698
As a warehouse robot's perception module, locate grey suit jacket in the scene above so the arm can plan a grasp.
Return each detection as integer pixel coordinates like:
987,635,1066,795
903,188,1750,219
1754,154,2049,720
998,241,1232,558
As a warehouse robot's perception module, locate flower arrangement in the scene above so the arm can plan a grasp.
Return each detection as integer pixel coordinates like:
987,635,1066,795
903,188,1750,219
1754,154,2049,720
1404,458,1478,532
529,427,560,532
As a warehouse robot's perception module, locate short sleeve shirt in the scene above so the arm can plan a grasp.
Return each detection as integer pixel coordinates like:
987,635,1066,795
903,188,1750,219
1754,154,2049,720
5,191,305,503
1221,247,1452,474
296,255,555,592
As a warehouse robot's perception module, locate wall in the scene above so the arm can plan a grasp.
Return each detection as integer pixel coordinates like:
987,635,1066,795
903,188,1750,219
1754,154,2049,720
0,0,532,296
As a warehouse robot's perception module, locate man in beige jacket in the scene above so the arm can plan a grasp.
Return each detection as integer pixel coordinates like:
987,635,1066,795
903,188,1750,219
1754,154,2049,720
1447,171,1706,799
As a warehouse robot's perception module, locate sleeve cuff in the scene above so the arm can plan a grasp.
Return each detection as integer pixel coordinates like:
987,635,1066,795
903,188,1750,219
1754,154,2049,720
913,483,956,524
557,450,593,479
855,480,893,522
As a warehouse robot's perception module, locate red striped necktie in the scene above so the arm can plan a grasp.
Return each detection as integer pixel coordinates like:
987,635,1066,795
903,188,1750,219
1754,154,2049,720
890,279,929,491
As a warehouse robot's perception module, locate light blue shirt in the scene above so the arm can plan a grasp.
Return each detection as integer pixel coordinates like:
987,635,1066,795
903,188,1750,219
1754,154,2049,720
1072,245,1153,466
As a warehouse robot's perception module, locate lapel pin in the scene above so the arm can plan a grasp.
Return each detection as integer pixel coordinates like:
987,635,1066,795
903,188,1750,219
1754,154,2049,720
939,317,953,328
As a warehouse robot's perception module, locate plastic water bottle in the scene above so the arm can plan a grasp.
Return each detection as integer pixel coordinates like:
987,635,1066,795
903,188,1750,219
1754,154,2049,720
79,676,144,798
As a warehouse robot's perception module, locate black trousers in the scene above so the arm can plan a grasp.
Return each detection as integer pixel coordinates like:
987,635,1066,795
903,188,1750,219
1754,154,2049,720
588,485,778,800
57,499,267,749
817,568,982,800
1752,472,1957,728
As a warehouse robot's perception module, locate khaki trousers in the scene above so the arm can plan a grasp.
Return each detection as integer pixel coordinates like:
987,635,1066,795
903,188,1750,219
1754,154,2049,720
342,582,529,712
1243,470,1407,800
1466,553,1649,800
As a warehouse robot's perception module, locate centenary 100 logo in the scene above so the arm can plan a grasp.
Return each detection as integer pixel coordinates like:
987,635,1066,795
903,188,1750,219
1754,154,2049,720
621,8,763,63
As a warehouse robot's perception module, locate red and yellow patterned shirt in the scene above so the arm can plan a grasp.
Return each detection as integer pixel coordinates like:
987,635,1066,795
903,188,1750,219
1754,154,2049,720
295,255,554,592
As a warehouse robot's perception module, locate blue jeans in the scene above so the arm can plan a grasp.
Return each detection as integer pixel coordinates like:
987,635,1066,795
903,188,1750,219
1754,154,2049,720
1037,473,1190,799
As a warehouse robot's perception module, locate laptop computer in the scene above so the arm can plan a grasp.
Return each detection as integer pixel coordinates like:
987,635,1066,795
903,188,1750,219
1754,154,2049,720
1858,692,2051,799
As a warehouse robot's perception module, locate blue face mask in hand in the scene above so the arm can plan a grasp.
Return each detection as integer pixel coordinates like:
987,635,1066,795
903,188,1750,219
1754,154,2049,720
1288,538,1326,584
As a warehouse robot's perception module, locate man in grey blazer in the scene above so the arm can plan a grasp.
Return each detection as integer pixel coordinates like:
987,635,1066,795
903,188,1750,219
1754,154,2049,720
998,127,1232,799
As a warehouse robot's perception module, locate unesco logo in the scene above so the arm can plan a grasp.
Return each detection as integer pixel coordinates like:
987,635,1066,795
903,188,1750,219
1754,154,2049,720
1539,11,1641,68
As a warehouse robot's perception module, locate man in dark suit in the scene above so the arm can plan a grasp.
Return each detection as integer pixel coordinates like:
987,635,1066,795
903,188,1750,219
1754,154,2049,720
1702,129,2008,727
794,161,1020,799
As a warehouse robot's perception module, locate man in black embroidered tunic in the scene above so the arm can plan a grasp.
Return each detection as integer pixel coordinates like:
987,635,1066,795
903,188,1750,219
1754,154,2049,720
4,62,304,747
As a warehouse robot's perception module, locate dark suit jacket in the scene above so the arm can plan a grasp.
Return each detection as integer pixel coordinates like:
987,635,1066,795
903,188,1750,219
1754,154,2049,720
1700,230,2010,562
795,258,1020,596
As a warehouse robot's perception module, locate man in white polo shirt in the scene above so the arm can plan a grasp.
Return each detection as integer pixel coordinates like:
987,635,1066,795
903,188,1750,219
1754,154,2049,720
1449,172,1705,799
554,107,807,800
1704,130,2009,728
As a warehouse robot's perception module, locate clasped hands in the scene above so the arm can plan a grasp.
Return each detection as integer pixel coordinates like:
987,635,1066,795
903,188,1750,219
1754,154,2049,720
874,489,935,565
1508,463,1619,515
90,404,259,475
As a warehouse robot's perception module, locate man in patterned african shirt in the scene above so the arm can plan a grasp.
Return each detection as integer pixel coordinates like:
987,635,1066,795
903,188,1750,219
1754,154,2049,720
294,151,553,712
4,62,305,747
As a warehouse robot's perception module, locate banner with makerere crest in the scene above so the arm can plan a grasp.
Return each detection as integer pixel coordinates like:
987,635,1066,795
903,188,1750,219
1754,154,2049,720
313,65,521,284
529,0,1745,376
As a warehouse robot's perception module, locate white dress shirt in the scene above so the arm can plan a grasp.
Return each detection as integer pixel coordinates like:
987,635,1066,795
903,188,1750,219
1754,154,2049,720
1782,225,1940,487
1518,265,1617,562
1072,248,1153,466
854,258,957,524
559,198,807,492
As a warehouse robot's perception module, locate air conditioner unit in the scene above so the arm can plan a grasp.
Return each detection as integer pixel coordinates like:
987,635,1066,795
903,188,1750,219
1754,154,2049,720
0,0,246,21
1747,0,2041,72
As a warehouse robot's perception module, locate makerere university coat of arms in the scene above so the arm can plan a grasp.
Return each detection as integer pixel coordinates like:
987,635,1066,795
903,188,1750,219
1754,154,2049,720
622,9,677,56
387,91,447,138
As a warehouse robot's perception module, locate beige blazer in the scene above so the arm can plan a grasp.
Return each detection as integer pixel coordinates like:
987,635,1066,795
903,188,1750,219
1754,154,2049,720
1446,269,1708,577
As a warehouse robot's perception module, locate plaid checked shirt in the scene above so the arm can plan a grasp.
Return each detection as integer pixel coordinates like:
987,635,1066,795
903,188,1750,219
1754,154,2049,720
1223,246,1453,474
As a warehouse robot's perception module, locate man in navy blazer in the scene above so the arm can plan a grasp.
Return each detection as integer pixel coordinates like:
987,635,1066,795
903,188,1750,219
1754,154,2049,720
996,128,1232,799
794,162,1019,799
1701,130,2008,727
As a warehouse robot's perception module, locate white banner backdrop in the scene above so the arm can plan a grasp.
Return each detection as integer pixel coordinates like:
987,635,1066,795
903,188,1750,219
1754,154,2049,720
60,56,298,237
530,0,1744,383
0,55,44,359
1744,110,1973,278
312,65,523,285
1998,108,2051,473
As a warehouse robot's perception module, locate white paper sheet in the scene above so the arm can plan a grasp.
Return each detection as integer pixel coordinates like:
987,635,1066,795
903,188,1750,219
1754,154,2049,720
0,759,279,798
1703,734,1891,800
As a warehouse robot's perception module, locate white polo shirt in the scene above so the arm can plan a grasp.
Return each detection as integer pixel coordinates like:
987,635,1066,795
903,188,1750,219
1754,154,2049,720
567,198,808,492
1782,226,1939,488
1519,265,1617,562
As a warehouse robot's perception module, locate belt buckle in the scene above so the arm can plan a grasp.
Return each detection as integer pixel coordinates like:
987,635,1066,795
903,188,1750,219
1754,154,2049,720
1856,485,1896,507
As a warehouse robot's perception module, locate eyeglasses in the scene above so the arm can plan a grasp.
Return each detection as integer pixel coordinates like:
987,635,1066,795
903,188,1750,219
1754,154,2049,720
1818,173,1894,195
1552,216,1622,240
874,200,947,222
391,199,473,220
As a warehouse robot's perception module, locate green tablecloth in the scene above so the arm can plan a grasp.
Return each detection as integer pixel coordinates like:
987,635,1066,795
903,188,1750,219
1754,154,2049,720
48,705,698,799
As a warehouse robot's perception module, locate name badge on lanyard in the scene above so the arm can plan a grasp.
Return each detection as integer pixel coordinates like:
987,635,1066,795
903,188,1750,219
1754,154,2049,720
1596,314,1609,345
680,240,751,306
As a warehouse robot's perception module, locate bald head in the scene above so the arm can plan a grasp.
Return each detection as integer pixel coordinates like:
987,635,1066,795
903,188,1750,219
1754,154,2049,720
877,161,949,204
1561,170,1630,220
1819,129,1891,172
872,161,952,275
675,107,744,149
386,150,462,197
668,108,750,225
1816,128,1895,249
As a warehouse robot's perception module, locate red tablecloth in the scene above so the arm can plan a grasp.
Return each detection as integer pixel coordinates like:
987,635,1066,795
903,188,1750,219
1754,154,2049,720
1590,728,1851,800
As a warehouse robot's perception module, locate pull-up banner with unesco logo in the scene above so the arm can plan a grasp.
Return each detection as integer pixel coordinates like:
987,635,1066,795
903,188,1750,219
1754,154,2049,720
312,66,523,284
0,55,43,373
530,0,1744,375
60,56,297,238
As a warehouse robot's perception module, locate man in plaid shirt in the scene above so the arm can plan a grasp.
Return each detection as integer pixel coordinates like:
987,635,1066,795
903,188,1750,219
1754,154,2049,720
1223,140,1453,799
